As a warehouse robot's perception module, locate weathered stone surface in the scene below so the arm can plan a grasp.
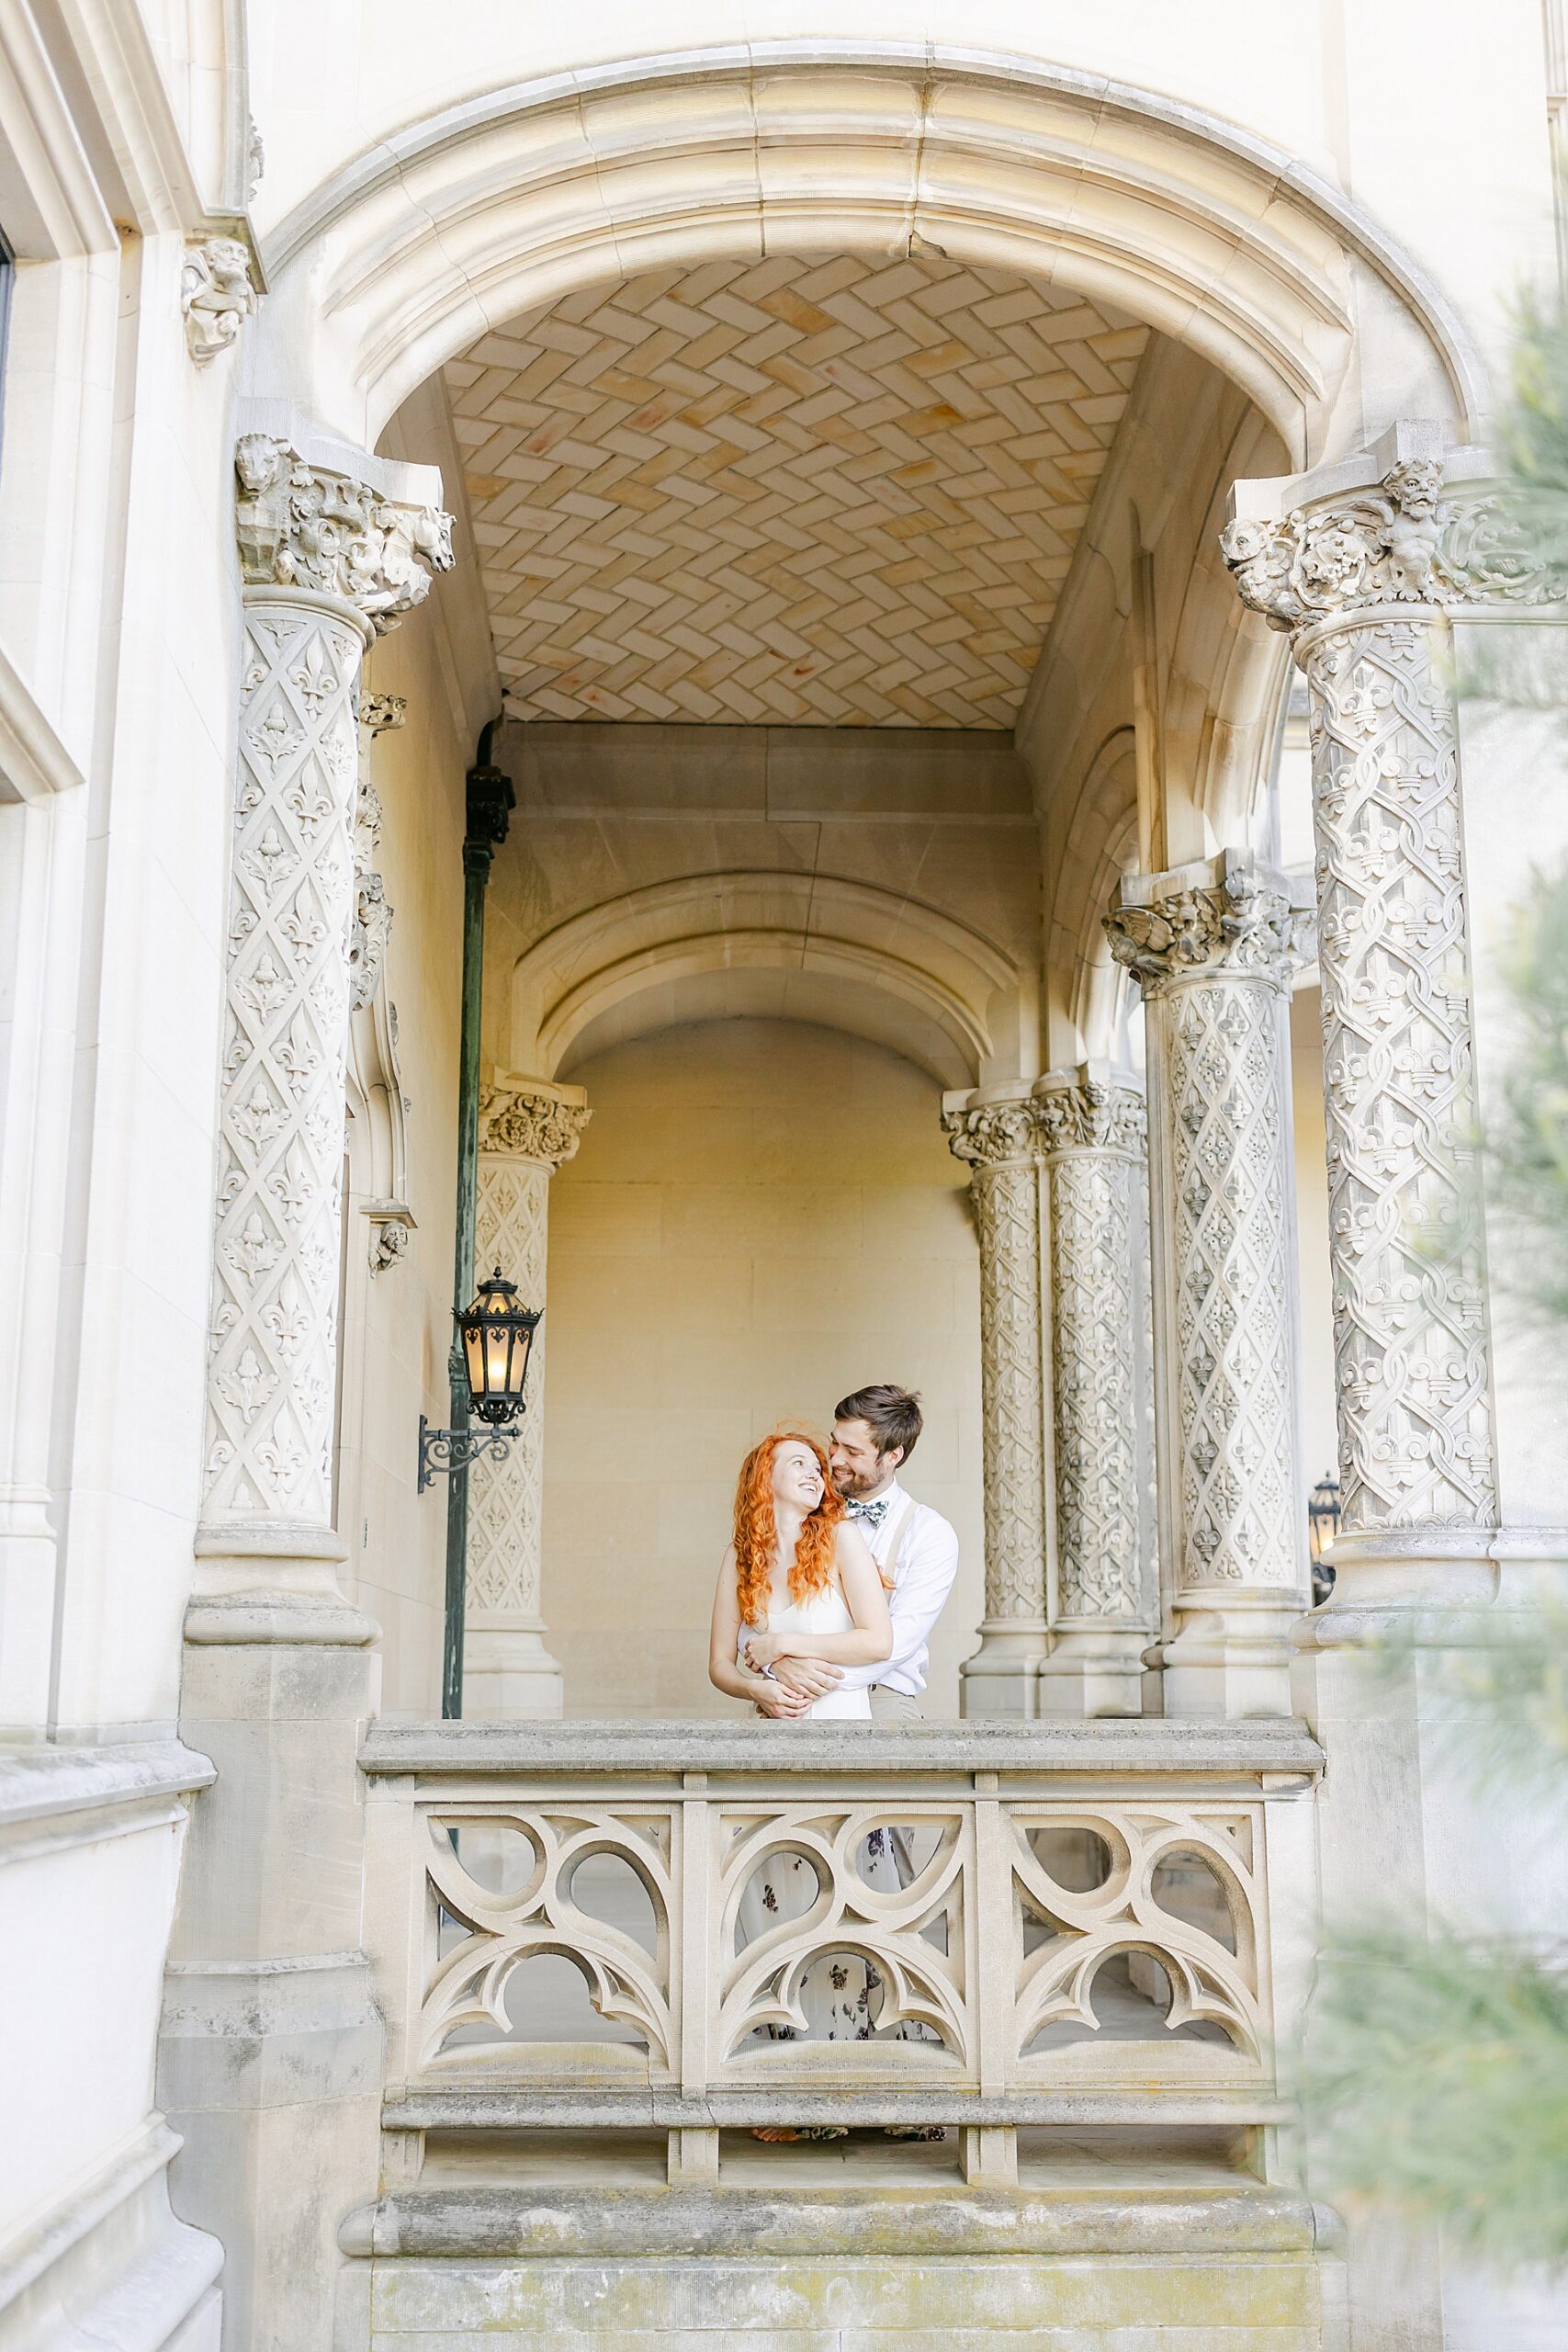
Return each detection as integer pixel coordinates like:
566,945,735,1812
360,1717,1324,1778
344,2179,1318,2259
361,2245,1323,2335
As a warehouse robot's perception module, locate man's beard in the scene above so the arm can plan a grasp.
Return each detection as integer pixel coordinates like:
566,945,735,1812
834,1464,883,1500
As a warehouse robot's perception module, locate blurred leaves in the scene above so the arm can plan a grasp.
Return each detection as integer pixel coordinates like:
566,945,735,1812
1307,1934,1568,2268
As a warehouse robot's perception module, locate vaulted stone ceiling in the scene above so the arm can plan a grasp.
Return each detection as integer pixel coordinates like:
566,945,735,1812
446,255,1146,729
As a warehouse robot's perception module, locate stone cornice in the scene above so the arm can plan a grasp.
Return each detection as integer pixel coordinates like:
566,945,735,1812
1106,854,1312,997
234,435,454,632
1221,443,1560,634
478,1085,592,1170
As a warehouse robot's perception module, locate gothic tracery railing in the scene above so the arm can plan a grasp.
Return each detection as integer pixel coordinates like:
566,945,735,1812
362,1721,1319,2182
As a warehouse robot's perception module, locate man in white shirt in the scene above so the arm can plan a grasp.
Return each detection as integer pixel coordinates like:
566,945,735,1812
766,1384,960,1722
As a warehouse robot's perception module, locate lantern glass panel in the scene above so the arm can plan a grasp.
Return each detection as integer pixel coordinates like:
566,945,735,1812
463,1317,486,1401
504,1321,533,1401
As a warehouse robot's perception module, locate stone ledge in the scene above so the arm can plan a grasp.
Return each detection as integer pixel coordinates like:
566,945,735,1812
383,2090,1286,2133
360,1716,1324,1780
342,2179,1322,2260
0,1740,215,1863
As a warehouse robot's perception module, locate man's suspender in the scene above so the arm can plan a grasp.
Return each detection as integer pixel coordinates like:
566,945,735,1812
882,1496,919,1586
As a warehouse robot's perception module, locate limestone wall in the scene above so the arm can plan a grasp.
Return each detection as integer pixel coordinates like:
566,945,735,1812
542,1016,986,1716
334,480,488,1713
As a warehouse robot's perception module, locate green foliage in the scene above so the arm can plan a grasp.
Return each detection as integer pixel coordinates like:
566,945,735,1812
1483,862,1568,1333
1504,289,1568,578
1307,1936,1568,2267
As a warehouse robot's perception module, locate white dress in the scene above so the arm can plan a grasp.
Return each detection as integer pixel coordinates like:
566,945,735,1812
739,1574,873,1721
735,1566,883,2046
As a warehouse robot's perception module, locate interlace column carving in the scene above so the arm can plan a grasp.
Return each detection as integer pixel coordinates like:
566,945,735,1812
1034,1072,1156,1716
1108,854,1312,1715
1220,445,1554,1545
197,434,452,1614
942,1097,1048,1716
464,1082,591,1716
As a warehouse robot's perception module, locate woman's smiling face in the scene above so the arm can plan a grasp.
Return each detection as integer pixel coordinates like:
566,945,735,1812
772,1440,826,1512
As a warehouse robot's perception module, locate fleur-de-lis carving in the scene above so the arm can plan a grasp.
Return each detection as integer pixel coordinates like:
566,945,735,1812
289,634,338,718
287,762,334,835
267,1139,315,1225
255,1433,305,1495
279,895,327,965
274,1012,321,1096
262,1272,311,1359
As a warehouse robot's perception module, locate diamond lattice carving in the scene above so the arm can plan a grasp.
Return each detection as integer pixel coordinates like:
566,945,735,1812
468,1158,550,1618
445,256,1145,727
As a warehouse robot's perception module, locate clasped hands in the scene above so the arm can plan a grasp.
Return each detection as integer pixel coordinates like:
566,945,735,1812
744,1634,843,1719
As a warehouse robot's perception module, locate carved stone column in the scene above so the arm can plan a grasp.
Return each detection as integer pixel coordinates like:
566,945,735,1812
1032,1069,1157,1717
1219,419,1568,2352
1220,434,1525,1593
942,1093,1049,1717
1108,853,1313,1716
464,1079,591,1717
163,427,452,2352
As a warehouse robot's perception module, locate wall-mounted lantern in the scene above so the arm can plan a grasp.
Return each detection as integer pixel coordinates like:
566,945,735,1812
1308,1473,1342,1606
418,1268,541,1492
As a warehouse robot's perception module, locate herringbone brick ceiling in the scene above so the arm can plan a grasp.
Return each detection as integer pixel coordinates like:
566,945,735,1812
445,255,1147,729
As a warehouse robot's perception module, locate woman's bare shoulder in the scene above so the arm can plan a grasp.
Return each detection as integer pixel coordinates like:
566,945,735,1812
833,1519,874,1567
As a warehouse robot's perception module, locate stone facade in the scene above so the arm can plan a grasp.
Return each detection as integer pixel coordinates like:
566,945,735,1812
5,16,1566,2352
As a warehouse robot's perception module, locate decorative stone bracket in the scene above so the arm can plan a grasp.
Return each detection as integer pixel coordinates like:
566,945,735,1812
363,1199,416,1273
182,233,260,364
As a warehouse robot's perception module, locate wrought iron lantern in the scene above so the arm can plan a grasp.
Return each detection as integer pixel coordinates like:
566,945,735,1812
418,1268,542,1491
1307,1473,1342,1605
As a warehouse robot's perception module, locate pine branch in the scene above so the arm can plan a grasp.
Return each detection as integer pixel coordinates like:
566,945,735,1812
1307,1934,1568,2270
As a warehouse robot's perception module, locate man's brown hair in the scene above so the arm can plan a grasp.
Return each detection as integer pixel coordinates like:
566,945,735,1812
833,1384,923,1464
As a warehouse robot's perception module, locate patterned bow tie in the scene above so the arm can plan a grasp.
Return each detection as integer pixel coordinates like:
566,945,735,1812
845,1496,891,1530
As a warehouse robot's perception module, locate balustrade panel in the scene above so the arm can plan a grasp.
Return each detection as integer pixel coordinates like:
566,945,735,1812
362,1724,1319,2149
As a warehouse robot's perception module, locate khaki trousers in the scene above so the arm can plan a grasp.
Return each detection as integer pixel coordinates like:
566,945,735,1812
868,1684,923,1724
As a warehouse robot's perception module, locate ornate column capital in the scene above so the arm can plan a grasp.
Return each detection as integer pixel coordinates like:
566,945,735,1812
234,433,455,633
1219,429,1562,638
1105,852,1312,998
478,1082,592,1172
941,1094,1038,1172
1033,1070,1146,1159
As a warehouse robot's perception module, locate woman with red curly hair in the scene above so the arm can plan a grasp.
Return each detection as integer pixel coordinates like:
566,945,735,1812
708,1433,891,1720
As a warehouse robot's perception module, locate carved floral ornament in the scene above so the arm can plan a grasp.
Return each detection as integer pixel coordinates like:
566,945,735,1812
1104,865,1312,999
941,1100,1036,1170
943,1085,1147,1170
234,435,456,631
1219,457,1562,635
478,1086,592,1170
1034,1080,1145,1158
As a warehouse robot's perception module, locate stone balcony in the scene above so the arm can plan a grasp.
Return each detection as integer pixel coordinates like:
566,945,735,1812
343,1719,1335,2348
360,1717,1323,2160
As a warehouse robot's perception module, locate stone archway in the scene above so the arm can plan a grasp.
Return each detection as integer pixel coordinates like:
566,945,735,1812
254,45,1484,469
